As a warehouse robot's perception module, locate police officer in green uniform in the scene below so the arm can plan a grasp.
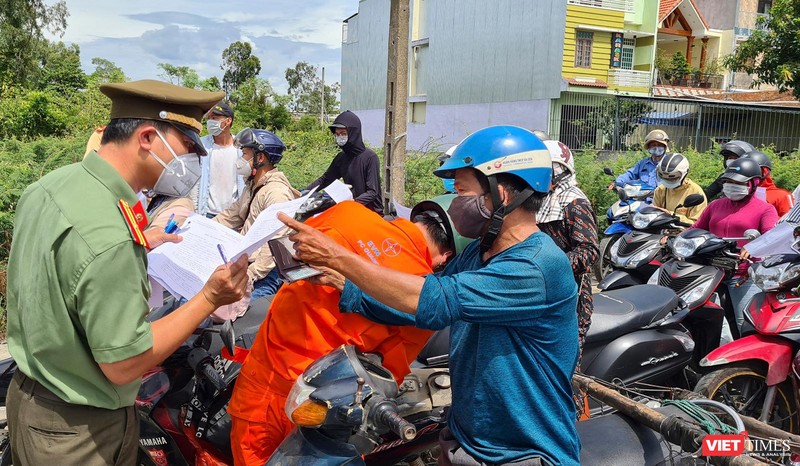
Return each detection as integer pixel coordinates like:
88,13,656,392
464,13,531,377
5,80,250,466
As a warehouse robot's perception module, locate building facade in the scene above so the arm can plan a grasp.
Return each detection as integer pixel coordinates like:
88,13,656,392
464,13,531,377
340,0,568,148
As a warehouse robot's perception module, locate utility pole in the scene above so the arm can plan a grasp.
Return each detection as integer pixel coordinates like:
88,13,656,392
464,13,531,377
320,66,326,126
382,0,409,210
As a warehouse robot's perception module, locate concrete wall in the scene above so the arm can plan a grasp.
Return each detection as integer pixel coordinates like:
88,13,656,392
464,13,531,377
355,99,552,149
693,0,737,29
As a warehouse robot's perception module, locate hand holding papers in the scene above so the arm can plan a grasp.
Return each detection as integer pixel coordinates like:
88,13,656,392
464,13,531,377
148,181,352,299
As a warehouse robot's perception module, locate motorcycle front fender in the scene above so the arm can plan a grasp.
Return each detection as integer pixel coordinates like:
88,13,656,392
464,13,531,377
700,334,793,386
267,427,364,466
604,222,631,236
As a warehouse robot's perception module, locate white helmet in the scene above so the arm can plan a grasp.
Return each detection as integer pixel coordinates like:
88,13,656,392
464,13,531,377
544,140,574,173
656,152,689,187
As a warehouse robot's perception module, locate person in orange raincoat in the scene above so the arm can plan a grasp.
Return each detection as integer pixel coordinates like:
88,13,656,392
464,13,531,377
229,198,467,465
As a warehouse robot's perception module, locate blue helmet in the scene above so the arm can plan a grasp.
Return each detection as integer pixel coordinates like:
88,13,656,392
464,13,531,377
234,128,286,165
433,126,552,193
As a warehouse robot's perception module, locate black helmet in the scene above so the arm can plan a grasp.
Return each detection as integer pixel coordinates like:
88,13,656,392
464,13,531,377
234,128,286,165
720,140,755,159
743,150,772,171
721,158,762,183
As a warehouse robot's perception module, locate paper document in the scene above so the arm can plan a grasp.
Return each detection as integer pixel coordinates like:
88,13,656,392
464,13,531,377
392,198,412,220
147,181,352,300
743,222,797,258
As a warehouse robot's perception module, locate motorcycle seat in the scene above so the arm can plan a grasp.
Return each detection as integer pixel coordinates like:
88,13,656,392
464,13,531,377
415,328,450,367
585,285,682,345
578,406,688,465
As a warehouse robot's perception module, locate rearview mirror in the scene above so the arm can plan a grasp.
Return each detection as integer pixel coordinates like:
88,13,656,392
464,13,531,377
220,320,236,357
617,187,629,202
743,229,761,241
603,167,614,176
682,194,705,209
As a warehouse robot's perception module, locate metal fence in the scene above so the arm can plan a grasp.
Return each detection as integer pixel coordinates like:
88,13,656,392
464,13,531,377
549,92,800,154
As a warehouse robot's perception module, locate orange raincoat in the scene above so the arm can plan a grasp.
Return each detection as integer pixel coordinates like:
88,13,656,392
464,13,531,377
228,201,434,465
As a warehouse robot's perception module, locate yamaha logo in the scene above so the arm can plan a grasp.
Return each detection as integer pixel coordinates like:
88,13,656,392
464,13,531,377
640,352,679,366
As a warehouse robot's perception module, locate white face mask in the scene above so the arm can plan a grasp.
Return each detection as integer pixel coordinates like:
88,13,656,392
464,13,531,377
235,156,253,177
660,178,681,189
722,183,749,201
334,135,348,147
206,119,225,137
149,130,201,197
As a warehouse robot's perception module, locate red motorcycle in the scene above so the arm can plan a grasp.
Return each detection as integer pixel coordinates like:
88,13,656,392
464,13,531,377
695,252,800,433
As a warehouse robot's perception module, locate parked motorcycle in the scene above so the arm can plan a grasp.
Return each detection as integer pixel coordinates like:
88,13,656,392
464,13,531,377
647,228,760,362
268,343,744,466
599,194,704,291
695,250,800,433
595,167,655,282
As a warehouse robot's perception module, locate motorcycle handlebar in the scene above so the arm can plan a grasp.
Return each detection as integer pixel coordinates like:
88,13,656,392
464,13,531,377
187,348,226,392
376,404,416,441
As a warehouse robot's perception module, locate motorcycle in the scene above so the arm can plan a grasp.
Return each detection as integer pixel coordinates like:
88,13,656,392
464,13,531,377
599,193,704,291
268,344,745,466
695,248,800,433
595,167,655,282
647,228,761,363
0,297,271,466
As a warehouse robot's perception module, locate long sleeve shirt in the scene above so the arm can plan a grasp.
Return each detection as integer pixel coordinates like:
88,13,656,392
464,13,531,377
340,233,580,465
652,178,708,224
615,157,658,188
308,149,384,215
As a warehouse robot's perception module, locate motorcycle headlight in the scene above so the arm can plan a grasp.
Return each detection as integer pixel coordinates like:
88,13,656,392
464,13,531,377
285,376,328,427
750,261,800,292
679,278,714,306
624,242,661,269
671,236,704,260
632,211,659,230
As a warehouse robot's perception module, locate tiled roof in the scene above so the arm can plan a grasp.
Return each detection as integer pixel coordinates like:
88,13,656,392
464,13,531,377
653,86,800,107
658,0,682,22
566,77,608,88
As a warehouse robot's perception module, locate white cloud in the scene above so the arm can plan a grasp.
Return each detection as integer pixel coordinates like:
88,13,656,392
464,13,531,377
49,0,362,93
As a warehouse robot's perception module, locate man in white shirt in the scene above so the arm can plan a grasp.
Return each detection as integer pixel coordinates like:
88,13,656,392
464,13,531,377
191,101,244,217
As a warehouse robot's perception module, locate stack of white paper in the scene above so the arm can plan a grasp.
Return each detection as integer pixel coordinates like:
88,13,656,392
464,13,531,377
148,180,352,300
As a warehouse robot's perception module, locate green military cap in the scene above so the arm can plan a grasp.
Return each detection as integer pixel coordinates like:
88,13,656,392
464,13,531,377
100,79,225,155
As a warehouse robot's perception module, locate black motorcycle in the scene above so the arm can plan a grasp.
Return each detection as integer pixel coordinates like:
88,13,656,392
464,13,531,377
599,194,704,291
268,344,743,466
648,228,760,357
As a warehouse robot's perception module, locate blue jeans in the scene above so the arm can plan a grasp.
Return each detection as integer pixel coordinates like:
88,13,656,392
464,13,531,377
252,268,284,299
720,278,760,344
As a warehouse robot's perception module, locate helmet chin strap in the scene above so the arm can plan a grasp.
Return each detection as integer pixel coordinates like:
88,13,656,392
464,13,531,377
479,176,535,253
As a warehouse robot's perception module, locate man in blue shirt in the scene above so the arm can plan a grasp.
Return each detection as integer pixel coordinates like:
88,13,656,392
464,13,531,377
609,129,670,190
279,126,580,466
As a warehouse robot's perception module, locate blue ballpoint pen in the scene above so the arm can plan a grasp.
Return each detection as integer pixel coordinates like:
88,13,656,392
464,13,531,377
164,213,177,233
217,244,228,265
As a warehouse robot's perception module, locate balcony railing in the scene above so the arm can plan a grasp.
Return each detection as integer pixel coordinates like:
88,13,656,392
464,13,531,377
608,69,652,88
567,0,634,14
735,12,770,38
656,70,724,89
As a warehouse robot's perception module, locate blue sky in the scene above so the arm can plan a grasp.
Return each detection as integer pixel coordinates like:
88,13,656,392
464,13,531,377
48,0,361,93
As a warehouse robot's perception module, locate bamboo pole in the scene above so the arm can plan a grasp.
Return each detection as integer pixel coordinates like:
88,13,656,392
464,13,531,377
669,386,800,454
573,374,765,466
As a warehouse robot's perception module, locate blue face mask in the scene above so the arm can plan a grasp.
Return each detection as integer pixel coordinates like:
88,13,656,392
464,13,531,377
442,178,455,193
648,146,666,159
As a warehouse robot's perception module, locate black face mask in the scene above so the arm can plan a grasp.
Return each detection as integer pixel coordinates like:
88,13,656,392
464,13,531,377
447,194,491,239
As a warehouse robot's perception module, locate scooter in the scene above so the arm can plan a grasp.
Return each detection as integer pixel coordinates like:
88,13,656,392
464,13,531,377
268,344,743,466
647,228,761,363
695,248,800,433
599,194,704,291
595,167,655,282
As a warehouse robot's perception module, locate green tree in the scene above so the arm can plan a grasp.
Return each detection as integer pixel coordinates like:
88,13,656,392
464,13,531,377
199,76,222,92
574,99,654,149
0,0,68,86
725,0,800,98
285,62,339,114
221,41,261,94
89,58,126,84
34,42,87,95
157,63,202,88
